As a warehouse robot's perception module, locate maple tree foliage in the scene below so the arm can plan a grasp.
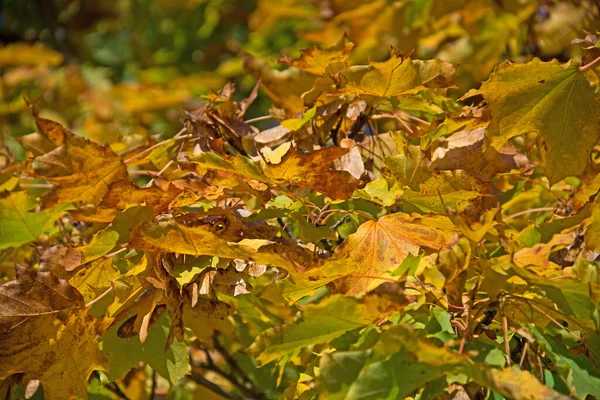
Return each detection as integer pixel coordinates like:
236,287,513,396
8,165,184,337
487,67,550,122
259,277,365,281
3,1,600,399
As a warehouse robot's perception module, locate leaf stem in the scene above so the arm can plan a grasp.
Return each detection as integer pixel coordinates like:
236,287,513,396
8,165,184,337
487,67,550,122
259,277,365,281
18,183,54,189
502,314,511,366
504,207,556,221
580,55,600,71
150,370,157,400
85,286,113,309
519,341,529,368
123,129,189,164
245,115,273,124
104,247,128,258
189,372,244,400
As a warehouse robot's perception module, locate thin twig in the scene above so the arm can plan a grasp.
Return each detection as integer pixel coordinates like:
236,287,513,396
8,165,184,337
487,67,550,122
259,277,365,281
507,294,583,338
150,370,157,400
0,164,20,174
458,276,481,354
213,335,266,400
504,207,556,221
245,115,273,124
123,130,189,164
104,382,130,400
277,217,295,240
18,183,54,189
580,55,600,71
372,113,414,134
104,247,127,258
350,274,408,283
128,170,157,176
189,372,243,400
145,159,175,188
502,315,511,366
528,303,581,340
406,114,430,125
85,286,113,309
56,218,69,243
192,358,254,399
519,341,529,368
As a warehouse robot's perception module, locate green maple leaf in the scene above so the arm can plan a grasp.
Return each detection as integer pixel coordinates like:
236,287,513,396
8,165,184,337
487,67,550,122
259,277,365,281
0,191,71,250
478,58,600,183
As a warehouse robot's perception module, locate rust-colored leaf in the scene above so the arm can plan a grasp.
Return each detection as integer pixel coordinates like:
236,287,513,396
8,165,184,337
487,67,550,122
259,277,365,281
263,146,359,200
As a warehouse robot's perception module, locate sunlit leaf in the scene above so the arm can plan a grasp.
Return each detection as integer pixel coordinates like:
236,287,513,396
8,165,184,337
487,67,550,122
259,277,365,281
27,116,127,207
279,34,354,76
263,146,359,200
331,212,457,294
478,59,600,183
0,191,70,250
252,294,395,364
335,49,420,98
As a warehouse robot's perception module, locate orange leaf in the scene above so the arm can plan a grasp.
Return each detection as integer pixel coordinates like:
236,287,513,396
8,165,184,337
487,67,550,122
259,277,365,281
331,213,457,295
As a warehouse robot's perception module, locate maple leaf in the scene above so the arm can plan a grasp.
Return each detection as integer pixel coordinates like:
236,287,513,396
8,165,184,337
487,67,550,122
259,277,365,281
21,115,127,207
37,229,118,277
478,58,600,183
70,258,119,303
335,48,420,98
278,34,354,76
0,190,71,250
251,294,397,364
98,178,182,212
4,4,600,398
129,219,256,259
367,324,571,400
193,146,359,200
0,266,107,400
263,146,359,200
331,212,458,295
244,54,318,114
277,259,360,303
437,238,471,310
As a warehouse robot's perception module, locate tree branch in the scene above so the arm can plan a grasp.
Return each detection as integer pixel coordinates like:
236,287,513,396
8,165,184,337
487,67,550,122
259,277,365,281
189,372,244,400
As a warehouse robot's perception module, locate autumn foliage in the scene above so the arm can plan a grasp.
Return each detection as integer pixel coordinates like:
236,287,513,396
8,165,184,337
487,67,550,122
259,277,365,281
2,1,600,399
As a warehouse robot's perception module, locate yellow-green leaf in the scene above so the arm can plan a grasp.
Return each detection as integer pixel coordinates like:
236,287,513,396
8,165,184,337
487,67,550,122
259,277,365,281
0,191,71,250
478,59,600,183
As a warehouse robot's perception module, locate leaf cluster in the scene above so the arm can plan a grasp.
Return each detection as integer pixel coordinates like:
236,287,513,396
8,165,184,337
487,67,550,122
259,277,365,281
2,1,600,400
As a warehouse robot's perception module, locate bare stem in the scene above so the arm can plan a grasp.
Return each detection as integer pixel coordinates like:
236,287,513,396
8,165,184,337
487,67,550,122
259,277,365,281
502,315,511,366
104,247,128,258
85,286,113,309
580,55,600,71
19,183,53,189
245,115,273,124
519,341,529,368
123,130,190,164
189,372,243,400
504,207,556,221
